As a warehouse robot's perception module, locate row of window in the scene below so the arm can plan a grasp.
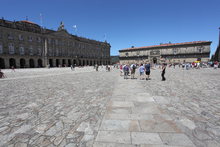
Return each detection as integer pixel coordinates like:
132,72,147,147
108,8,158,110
47,39,103,51
0,32,108,52
2,43,42,55
124,47,205,56
0,43,107,57
3,32,42,42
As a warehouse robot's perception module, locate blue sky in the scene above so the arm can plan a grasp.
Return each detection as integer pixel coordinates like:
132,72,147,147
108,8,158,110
0,0,219,56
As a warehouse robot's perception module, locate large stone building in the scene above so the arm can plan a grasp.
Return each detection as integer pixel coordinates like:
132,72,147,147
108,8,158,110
0,18,110,69
119,41,211,64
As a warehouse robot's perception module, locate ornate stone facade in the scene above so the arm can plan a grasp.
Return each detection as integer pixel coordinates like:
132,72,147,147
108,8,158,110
0,18,110,69
119,41,211,64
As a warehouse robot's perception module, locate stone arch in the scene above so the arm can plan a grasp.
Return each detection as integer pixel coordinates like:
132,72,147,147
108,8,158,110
68,59,71,67
90,61,92,66
20,58,26,68
38,59,43,67
62,59,66,67
86,60,89,66
29,59,35,68
83,60,85,66
0,58,5,69
56,59,60,67
9,58,16,68
79,60,82,66
49,59,53,67
73,59,77,65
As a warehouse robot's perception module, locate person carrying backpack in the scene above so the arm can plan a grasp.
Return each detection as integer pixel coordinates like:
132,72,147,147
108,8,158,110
145,62,151,80
123,64,130,79
130,63,136,79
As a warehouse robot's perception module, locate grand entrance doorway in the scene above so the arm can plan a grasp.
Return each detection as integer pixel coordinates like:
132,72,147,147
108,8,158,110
153,57,157,64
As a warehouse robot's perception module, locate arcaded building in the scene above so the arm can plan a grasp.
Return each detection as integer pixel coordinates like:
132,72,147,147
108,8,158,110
0,18,111,69
119,41,211,64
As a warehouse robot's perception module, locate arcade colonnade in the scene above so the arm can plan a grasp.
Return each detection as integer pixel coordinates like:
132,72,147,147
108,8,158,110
0,56,110,69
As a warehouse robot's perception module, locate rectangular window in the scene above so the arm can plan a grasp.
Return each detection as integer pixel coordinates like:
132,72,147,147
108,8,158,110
37,37,41,43
29,46,33,55
19,46,25,55
0,43,3,54
56,48,59,56
19,34,24,41
9,43,15,54
38,47,41,55
49,48,52,56
28,36,33,42
48,38,51,44
8,33,14,40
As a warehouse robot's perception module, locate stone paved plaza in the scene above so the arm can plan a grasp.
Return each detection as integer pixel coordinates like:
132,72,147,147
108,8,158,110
0,67,220,147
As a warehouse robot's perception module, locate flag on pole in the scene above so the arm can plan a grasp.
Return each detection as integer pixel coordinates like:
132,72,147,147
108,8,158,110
103,33,107,41
40,13,43,27
73,25,77,35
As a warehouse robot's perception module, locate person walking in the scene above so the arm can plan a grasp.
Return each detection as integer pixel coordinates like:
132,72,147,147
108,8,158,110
130,63,136,79
123,64,130,79
96,64,99,71
139,64,145,80
145,62,151,80
161,63,167,81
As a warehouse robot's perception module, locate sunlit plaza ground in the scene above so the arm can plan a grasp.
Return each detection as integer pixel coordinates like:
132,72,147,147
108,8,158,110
0,67,220,147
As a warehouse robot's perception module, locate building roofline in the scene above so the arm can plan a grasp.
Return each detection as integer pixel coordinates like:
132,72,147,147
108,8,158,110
119,41,212,52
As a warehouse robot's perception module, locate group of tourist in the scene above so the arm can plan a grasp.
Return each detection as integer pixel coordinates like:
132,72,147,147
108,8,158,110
167,61,220,70
120,63,167,81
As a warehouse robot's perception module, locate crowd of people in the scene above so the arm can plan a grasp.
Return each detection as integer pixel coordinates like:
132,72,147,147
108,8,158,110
118,61,220,81
120,63,167,81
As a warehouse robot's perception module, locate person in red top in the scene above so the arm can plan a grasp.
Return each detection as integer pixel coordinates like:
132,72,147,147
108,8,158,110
120,64,123,76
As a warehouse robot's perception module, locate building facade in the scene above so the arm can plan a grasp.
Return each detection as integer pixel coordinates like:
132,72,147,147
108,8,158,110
0,18,110,69
119,41,211,64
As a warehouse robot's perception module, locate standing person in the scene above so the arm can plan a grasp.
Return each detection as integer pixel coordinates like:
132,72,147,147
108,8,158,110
214,61,218,69
139,64,145,80
71,64,75,71
11,66,15,72
123,64,130,79
130,63,136,79
145,62,151,80
161,63,167,81
96,64,99,71
119,64,123,76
